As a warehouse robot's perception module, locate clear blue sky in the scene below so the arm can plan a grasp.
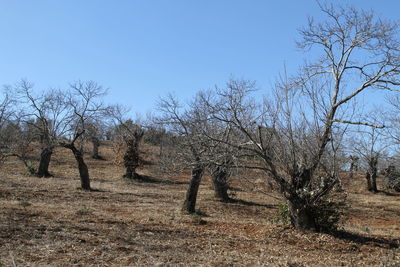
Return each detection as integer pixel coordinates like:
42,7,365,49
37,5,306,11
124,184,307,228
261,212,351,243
0,1,399,114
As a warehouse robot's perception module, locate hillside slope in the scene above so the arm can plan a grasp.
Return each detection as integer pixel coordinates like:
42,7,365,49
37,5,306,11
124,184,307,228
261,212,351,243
0,143,399,266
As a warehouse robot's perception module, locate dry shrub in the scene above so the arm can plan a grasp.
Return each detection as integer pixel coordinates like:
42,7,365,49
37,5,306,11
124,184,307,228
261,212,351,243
274,192,349,233
112,140,125,167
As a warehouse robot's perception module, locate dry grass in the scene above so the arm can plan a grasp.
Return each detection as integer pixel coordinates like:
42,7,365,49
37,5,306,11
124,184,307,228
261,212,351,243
0,142,399,266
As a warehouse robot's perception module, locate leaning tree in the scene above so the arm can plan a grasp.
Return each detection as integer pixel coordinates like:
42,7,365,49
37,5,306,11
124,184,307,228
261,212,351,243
61,81,108,190
158,93,208,213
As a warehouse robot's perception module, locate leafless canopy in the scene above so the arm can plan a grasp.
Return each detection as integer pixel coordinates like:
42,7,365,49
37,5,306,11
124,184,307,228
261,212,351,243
192,3,400,231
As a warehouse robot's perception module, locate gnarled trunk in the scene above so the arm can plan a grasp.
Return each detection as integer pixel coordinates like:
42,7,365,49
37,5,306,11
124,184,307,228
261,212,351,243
182,164,204,213
288,200,317,232
287,169,317,231
64,143,91,190
36,146,53,177
211,167,230,202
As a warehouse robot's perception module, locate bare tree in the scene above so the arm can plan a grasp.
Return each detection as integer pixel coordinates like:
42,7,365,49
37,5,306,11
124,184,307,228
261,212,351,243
200,2,400,231
203,0,400,230
195,91,239,202
16,80,71,177
286,2,400,230
158,93,210,213
158,90,241,211
61,81,107,190
349,118,388,192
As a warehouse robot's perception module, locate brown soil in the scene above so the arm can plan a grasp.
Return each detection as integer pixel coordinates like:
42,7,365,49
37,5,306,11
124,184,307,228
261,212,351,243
0,142,399,266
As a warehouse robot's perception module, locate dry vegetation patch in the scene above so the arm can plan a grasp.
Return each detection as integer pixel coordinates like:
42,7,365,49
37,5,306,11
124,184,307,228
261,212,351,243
0,146,399,266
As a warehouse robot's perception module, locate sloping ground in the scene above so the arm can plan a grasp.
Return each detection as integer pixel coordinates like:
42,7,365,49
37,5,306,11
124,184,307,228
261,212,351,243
0,144,399,266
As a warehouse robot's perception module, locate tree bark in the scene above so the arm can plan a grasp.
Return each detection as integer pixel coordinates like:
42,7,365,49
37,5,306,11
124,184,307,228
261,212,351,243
287,169,318,232
366,172,378,192
182,164,204,213
366,156,378,193
288,200,317,232
64,143,91,190
211,167,230,202
36,146,53,177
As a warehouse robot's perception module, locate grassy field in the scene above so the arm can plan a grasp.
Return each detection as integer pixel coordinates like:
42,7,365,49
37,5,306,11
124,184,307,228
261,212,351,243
1,142,399,266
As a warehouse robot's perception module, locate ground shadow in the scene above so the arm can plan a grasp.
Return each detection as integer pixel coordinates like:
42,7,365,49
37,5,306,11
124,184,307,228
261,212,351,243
126,174,189,185
91,155,107,161
76,187,108,193
379,190,400,197
226,198,277,209
332,230,400,249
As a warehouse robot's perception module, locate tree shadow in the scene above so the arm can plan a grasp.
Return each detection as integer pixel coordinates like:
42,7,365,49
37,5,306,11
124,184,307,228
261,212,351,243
331,230,400,249
76,187,108,193
91,155,106,161
126,174,189,185
378,190,400,197
226,198,277,209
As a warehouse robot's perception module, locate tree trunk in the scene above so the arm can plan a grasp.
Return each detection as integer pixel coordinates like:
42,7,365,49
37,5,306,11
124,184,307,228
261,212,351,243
182,164,204,213
366,156,378,193
36,146,53,177
288,200,317,232
288,169,317,231
65,144,91,190
91,137,101,159
124,163,140,179
211,167,230,202
366,172,378,192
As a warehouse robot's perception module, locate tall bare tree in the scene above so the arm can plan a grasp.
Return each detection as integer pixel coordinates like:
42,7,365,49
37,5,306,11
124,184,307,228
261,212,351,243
159,90,240,211
200,3,400,231
158,93,210,213
61,81,107,190
288,2,400,230
16,80,71,177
